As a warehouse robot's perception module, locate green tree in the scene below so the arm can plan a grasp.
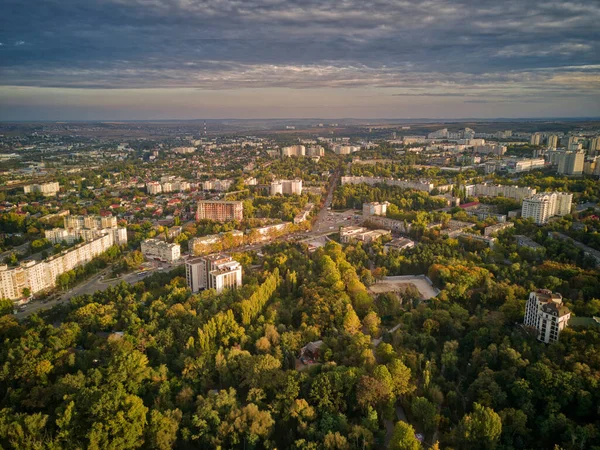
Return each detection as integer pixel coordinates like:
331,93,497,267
456,403,502,450
388,421,421,450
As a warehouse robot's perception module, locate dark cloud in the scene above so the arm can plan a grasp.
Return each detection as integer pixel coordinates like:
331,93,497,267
0,0,598,98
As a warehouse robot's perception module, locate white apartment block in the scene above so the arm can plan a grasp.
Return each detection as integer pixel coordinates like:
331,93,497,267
521,192,573,224
270,179,303,196
333,144,360,155
64,215,117,230
0,233,117,301
23,182,60,196
146,182,162,195
281,145,306,157
45,227,127,246
524,290,570,343
341,176,436,193
202,179,234,192
530,133,542,146
547,135,559,149
363,201,389,217
186,254,242,294
140,239,181,262
468,184,537,203
473,144,507,156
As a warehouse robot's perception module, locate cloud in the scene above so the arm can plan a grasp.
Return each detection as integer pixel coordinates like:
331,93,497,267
0,0,598,117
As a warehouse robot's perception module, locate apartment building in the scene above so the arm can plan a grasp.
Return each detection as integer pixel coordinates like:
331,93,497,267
333,144,361,155
196,200,243,222
524,290,571,343
281,145,306,157
557,151,585,175
146,182,162,195
140,239,181,262
63,215,117,230
186,254,242,293
363,201,389,217
522,192,573,224
341,176,436,193
188,230,244,255
23,182,60,196
270,179,303,196
0,233,117,301
202,179,234,192
46,227,127,246
306,146,325,157
467,183,537,203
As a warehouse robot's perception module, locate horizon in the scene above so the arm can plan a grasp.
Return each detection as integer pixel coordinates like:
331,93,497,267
1,0,599,120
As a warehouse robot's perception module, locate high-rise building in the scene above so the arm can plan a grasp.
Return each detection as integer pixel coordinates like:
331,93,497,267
521,192,572,224
196,200,243,222
23,182,60,196
186,254,242,293
547,135,559,149
306,146,325,157
557,151,585,175
281,145,306,157
427,128,448,139
270,179,303,196
524,290,570,343
333,145,361,155
530,133,542,146
590,137,600,154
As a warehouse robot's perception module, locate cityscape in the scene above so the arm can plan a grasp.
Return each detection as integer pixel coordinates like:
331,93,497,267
1,0,600,449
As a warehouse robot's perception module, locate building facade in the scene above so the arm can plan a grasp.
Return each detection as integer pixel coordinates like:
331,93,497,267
186,254,242,293
0,233,117,301
363,201,389,217
521,192,573,224
196,200,244,222
524,290,571,343
23,182,60,196
140,239,181,262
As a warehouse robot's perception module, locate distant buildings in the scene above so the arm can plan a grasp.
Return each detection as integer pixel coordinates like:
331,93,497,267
146,182,162,195
473,144,506,156
23,182,60,196
428,128,448,139
281,145,305,157
547,135,559,149
521,192,573,224
196,200,244,222
270,179,303,196
185,254,242,293
171,146,196,154
342,176,447,193
363,201,389,217
46,226,127,246
524,289,570,343
306,146,325,157
530,133,542,146
202,179,234,192
333,144,361,155
140,239,181,262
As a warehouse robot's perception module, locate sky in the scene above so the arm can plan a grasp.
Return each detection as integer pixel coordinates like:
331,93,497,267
1,0,599,120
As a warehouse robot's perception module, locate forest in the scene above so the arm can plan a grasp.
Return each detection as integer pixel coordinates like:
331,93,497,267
1,234,599,449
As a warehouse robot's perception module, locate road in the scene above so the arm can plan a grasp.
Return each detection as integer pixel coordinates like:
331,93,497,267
15,170,344,320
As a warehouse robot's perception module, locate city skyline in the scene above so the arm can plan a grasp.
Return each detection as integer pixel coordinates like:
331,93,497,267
1,0,599,120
